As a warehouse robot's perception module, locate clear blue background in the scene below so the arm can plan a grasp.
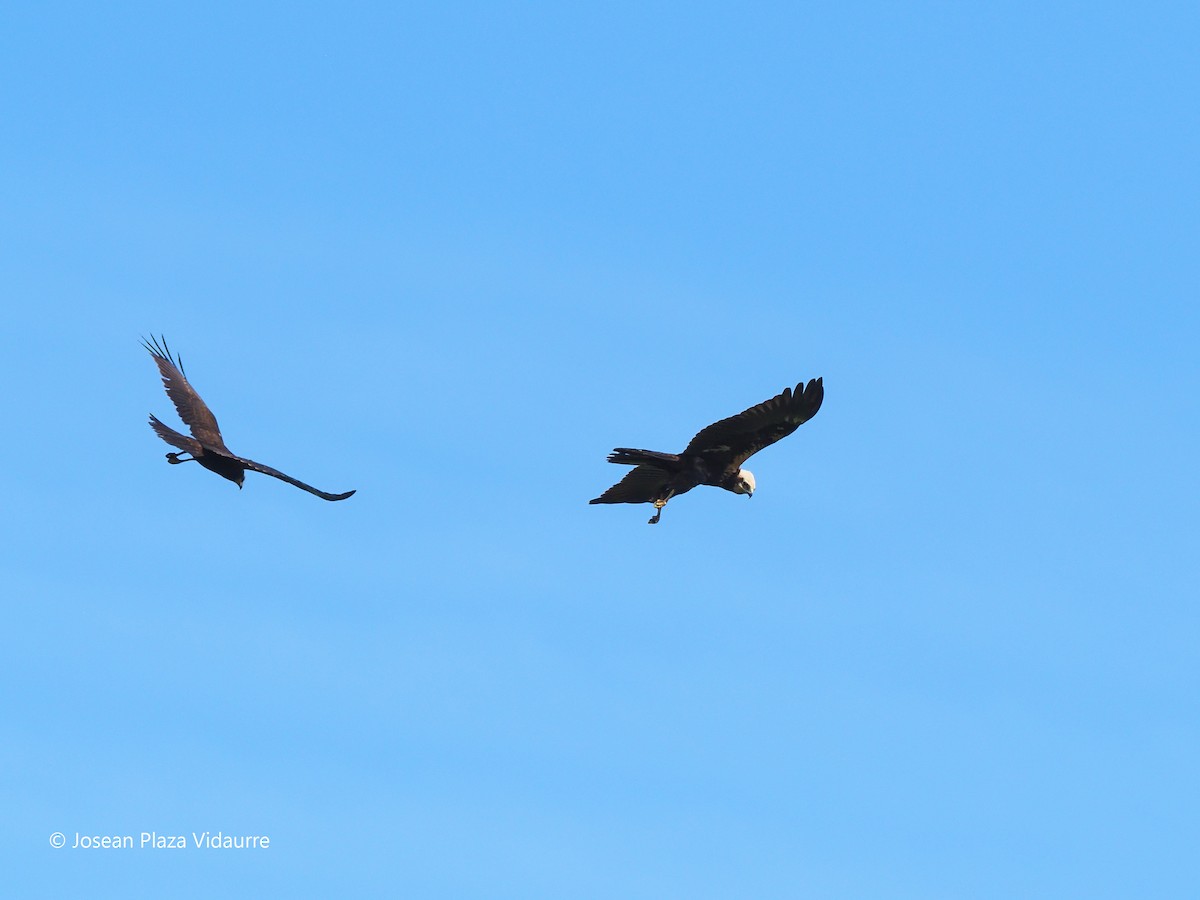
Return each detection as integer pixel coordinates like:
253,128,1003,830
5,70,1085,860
3,3,1197,897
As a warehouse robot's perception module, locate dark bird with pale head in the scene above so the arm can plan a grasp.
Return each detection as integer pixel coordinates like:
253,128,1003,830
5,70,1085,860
590,378,823,524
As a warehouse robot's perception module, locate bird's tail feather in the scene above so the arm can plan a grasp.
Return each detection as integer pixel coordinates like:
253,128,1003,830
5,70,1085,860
148,414,202,454
607,448,680,467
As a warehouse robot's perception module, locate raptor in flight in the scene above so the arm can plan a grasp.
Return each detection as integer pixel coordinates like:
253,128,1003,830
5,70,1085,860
143,335,355,501
590,378,823,524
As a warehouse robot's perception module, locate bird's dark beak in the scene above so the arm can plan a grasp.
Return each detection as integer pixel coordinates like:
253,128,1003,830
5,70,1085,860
747,492,753,499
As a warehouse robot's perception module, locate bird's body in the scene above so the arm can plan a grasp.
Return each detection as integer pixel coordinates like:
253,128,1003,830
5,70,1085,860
143,336,355,501
590,378,823,523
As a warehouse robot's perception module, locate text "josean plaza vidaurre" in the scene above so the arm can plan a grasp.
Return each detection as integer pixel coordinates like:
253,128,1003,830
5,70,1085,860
65,832,270,850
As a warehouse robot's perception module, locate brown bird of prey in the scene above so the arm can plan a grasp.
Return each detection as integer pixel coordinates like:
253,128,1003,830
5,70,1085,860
590,378,823,524
143,335,356,501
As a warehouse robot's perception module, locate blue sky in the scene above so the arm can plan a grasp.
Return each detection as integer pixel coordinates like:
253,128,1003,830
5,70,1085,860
3,3,1198,897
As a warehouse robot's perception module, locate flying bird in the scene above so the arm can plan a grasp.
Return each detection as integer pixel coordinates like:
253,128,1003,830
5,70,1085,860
590,378,823,524
143,335,356,501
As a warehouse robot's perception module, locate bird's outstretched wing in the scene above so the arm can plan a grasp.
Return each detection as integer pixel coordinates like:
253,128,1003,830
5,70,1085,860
684,378,824,469
234,456,356,502
589,465,672,505
148,414,204,455
142,335,228,450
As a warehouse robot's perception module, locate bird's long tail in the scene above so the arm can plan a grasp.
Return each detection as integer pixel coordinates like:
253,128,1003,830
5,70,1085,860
148,414,203,455
607,448,681,467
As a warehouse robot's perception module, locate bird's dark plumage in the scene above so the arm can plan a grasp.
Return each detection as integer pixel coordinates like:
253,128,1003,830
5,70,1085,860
590,378,823,523
143,335,355,501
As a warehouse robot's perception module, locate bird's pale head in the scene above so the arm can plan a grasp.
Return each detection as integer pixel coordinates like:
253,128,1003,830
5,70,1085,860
734,469,756,497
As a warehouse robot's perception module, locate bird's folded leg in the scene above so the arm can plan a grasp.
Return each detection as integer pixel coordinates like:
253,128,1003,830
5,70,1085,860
648,498,667,525
166,452,195,465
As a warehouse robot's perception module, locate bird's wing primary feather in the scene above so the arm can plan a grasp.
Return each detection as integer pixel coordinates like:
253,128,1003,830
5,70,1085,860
683,378,824,468
142,335,228,450
148,414,204,455
589,465,672,505
234,455,356,502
